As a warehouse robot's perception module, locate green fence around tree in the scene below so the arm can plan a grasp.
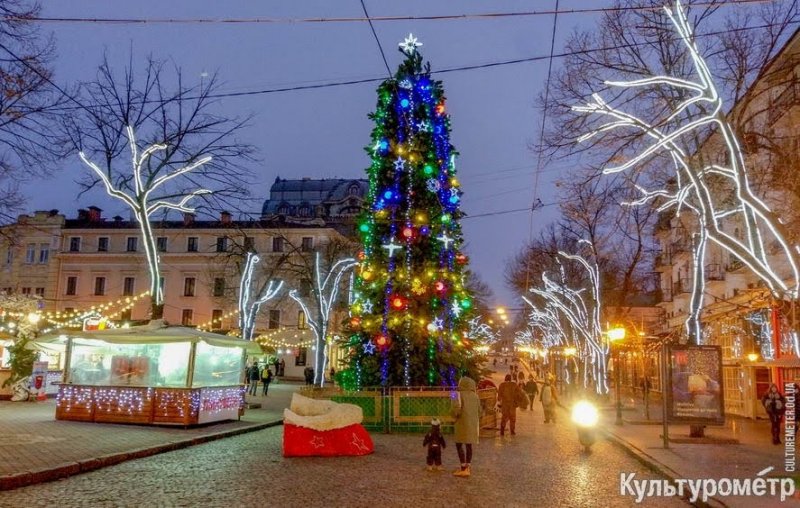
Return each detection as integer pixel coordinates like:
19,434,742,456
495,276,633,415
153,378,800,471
301,386,497,433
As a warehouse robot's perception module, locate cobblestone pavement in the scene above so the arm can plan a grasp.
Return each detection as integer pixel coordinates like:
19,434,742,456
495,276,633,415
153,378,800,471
0,382,293,487
4,401,685,508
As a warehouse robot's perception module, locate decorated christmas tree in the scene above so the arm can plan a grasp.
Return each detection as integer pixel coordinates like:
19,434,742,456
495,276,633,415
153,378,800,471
340,35,481,389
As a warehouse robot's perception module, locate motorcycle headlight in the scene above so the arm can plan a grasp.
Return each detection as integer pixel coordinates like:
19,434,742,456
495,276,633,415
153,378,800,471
571,400,599,427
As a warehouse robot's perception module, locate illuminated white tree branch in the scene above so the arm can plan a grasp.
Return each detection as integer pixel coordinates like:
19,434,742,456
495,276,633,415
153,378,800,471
238,252,284,341
78,125,212,309
289,253,357,387
573,0,800,339
523,245,609,394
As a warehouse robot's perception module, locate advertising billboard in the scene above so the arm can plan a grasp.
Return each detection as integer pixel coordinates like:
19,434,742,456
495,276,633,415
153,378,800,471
666,345,725,425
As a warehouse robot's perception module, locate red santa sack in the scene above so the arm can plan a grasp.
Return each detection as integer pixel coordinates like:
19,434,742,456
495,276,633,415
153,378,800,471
283,393,374,457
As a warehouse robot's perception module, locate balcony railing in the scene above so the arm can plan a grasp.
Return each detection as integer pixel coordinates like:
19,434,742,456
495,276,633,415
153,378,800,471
704,263,725,281
727,258,745,272
769,80,800,125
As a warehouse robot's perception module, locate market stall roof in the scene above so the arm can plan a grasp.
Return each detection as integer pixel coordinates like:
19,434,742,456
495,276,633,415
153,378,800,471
34,320,261,354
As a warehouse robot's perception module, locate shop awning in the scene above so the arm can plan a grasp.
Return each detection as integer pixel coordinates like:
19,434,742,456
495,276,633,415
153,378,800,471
34,319,262,354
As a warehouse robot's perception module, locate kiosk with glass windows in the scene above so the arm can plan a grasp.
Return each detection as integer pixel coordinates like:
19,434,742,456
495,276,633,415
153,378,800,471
39,321,260,426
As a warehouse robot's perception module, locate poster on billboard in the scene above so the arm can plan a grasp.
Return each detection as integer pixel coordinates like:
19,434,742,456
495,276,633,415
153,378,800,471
30,361,49,400
666,345,724,425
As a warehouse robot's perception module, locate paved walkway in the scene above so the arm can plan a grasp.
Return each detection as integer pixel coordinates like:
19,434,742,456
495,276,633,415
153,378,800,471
600,398,795,507
3,381,681,507
508,361,799,506
0,382,297,490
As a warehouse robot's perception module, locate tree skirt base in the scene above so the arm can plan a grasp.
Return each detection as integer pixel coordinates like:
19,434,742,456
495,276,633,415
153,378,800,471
283,423,374,457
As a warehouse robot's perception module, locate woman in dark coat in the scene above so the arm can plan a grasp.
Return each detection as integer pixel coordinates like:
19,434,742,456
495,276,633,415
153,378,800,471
762,383,786,445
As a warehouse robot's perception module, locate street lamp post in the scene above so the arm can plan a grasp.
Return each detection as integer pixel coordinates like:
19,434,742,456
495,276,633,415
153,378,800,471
608,327,626,426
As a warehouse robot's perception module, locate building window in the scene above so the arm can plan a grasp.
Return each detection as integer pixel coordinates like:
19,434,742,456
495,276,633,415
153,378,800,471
157,237,168,252
94,277,106,296
299,279,312,297
244,236,255,252
272,237,284,253
277,205,289,215
5,247,11,265
123,277,135,296
38,244,49,263
212,309,223,326
184,277,196,297
298,310,307,330
97,237,109,252
126,237,138,252
25,244,35,264
21,287,31,295
120,309,132,321
66,276,77,296
34,287,44,296
295,347,307,367
69,237,81,252
348,183,360,196
301,237,313,252
216,237,228,252
181,309,193,326
268,309,280,329
64,307,74,315
159,276,165,297
187,237,198,252
213,278,225,297
298,205,310,217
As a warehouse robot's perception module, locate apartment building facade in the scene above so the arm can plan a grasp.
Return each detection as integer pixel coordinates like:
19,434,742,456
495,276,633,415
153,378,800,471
653,30,800,418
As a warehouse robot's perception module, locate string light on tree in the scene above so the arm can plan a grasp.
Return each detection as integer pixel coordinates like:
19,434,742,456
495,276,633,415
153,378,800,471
238,252,284,341
572,0,800,342
78,126,212,316
289,253,357,387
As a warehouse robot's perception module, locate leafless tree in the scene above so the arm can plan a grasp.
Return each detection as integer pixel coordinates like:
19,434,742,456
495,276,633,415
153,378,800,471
63,54,256,318
0,0,63,227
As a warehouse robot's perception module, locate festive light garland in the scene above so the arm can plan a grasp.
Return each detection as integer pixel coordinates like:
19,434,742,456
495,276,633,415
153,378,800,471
79,126,213,307
573,0,800,341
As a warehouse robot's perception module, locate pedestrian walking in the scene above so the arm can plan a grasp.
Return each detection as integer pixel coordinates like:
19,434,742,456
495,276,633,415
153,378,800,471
423,418,446,472
498,374,527,436
279,359,286,377
247,363,260,396
329,366,336,386
261,368,273,396
762,383,786,445
540,377,558,423
524,377,539,412
451,376,480,477
303,366,315,386
273,358,280,377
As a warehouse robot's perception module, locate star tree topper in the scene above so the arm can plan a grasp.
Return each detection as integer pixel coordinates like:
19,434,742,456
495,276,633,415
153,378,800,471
399,33,423,54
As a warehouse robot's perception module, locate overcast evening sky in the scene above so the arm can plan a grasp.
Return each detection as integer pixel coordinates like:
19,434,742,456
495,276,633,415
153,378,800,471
22,0,613,309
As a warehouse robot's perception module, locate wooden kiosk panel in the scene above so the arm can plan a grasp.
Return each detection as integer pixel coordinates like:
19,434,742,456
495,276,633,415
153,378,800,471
55,384,244,426
55,385,95,422
153,388,198,426
93,387,155,424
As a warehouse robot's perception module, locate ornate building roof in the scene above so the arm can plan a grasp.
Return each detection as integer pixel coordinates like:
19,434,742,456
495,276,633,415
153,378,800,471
260,177,368,221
